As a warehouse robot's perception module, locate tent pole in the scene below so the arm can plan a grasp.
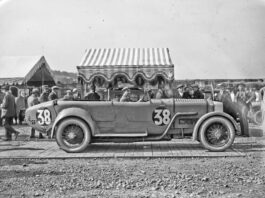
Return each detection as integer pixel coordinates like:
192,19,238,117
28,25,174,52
41,66,44,90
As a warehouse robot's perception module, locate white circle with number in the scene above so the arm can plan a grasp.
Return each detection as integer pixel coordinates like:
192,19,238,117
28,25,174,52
152,107,171,126
36,108,52,126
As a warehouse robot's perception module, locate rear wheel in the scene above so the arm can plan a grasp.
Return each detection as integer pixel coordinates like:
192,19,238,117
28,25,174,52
55,118,91,153
199,117,235,152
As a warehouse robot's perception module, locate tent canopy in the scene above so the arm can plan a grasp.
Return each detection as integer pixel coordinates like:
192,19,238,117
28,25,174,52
0,56,56,86
77,48,174,84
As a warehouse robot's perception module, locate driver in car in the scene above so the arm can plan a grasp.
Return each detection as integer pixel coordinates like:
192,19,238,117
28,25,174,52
120,87,151,102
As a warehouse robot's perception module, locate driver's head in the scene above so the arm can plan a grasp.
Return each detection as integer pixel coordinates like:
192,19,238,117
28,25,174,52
130,93,138,102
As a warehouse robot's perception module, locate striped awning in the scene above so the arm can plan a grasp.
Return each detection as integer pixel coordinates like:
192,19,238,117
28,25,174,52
0,77,24,86
77,48,174,83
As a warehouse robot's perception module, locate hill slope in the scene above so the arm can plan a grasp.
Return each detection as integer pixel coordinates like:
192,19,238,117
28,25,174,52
52,70,77,84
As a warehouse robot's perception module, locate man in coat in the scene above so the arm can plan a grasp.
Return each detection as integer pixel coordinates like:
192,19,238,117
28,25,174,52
15,90,27,125
182,86,193,99
192,84,204,99
48,86,59,101
1,85,19,141
155,81,168,99
63,90,74,101
28,88,44,139
72,88,81,101
174,84,184,98
39,85,50,103
84,84,100,101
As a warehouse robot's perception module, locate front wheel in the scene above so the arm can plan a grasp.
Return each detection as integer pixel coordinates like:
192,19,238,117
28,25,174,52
199,117,235,152
55,118,91,153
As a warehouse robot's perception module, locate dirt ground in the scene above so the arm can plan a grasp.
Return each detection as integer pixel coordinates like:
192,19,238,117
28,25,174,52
0,125,265,197
0,154,264,198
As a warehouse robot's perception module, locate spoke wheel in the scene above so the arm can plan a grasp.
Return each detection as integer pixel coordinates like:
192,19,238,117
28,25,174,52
62,124,84,147
199,117,235,152
205,123,229,147
56,118,91,153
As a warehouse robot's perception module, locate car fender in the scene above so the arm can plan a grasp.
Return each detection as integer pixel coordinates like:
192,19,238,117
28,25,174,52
192,111,239,141
51,107,97,138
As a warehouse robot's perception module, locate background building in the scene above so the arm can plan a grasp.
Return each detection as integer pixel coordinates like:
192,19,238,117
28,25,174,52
77,48,174,98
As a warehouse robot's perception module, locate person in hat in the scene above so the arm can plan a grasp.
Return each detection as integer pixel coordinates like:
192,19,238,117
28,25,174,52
15,90,27,125
1,85,20,141
73,88,81,101
48,86,59,101
234,84,249,136
182,86,193,99
216,84,226,101
156,80,169,99
230,87,237,102
27,88,44,139
63,90,74,101
174,84,184,98
84,84,100,101
235,84,246,103
192,84,204,99
39,85,50,103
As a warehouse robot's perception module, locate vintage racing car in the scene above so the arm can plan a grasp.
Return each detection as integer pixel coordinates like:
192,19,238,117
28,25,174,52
25,98,244,153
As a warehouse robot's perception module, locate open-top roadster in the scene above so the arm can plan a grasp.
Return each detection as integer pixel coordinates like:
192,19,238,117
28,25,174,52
25,98,243,153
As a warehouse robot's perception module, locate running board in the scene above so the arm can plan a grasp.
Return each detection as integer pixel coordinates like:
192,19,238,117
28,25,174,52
94,132,148,137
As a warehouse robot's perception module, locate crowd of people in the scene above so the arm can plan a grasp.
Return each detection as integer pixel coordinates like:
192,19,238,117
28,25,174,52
115,81,205,102
213,84,264,137
215,84,262,103
1,80,264,141
0,85,79,141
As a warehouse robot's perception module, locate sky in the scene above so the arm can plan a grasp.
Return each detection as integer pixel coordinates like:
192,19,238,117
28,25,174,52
0,0,265,79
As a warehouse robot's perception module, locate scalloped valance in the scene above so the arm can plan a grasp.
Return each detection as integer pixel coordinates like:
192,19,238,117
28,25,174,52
77,48,174,83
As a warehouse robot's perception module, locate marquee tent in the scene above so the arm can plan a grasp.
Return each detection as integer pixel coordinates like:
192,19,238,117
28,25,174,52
0,56,56,87
77,48,174,85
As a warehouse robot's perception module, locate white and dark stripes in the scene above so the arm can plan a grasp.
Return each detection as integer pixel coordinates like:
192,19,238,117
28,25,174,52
79,48,173,66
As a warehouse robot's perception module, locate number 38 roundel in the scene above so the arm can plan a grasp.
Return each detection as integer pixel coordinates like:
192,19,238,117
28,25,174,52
36,108,52,126
152,106,171,126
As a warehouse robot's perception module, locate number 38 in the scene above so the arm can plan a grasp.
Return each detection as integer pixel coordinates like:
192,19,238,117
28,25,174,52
37,109,51,126
152,108,171,126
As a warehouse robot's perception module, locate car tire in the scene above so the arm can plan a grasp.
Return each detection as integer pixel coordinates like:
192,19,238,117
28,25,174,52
199,117,235,152
55,118,91,153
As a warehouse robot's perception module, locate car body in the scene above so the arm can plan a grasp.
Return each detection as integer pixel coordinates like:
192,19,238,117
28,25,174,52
25,97,243,153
